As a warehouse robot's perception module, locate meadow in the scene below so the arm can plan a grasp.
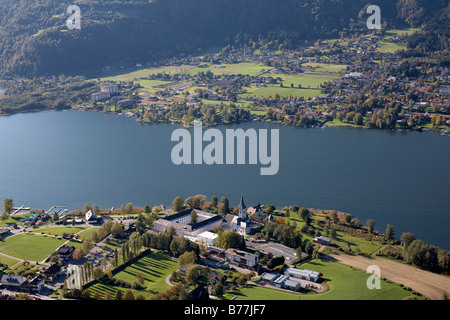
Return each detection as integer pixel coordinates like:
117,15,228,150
242,86,323,99
223,258,415,300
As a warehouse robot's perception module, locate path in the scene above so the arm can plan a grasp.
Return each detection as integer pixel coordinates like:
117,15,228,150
326,253,450,300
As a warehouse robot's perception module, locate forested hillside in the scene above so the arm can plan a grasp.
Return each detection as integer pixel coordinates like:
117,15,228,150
0,0,447,78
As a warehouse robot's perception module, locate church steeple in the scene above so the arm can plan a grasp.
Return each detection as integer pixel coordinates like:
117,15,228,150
238,194,247,220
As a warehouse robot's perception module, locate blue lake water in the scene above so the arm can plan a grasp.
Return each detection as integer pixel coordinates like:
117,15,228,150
0,110,448,249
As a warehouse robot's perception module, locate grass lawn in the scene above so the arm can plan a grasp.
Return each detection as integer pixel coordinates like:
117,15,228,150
324,118,355,127
376,41,406,54
242,86,323,99
0,254,20,268
279,74,337,89
188,62,268,77
77,226,101,240
135,79,174,87
34,226,87,236
302,63,348,73
0,233,71,262
100,65,196,82
223,258,415,300
87,251,178,299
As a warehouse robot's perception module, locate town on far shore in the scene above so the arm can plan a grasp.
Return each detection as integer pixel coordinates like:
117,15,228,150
1,27,449,136
0,194,449,301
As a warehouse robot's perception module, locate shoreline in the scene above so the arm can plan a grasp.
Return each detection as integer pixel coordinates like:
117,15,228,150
2,106,444,134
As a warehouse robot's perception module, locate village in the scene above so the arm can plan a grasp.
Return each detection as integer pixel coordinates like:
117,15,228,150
2,191,449,301
70,27,450,134
0,195,333,300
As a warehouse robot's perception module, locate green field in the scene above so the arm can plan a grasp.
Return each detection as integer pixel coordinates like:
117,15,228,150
188,63,268,76
35,226,87,236
77,226,101,240
302,63,348,73
0,254,20,268
87,251,178,299
135,79,174,87
243,86,323,99
376,41,406,54
223,258,415,300
280,74,337,89
0,233,80,262
324,118,355,127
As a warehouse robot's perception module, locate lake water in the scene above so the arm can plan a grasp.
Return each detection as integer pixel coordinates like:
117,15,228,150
0,110,448,249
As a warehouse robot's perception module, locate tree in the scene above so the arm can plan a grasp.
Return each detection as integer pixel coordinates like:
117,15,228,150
266,204,276,215
104,291,111,300
124,202,134,215
123,290,135,300
3,198,14,216
401,232,416,248
114,290,123,300
178,251,197,267
367,219,375,234
330,210,339,224
221,197,230,214
385,224,395,241
83,203,92,214
82,289,91,299
330,228,337,239
92,203,100,214
185,265,202,285
190,210,198,225
212,283,224,297
144,204,151,214
111,222,124,239
299,207,309,221
211,195,218,207
173,196,184,212
72,249,82,261
344,213,351,224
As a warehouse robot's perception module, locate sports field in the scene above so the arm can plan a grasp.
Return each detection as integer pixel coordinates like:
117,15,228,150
0,233,82,262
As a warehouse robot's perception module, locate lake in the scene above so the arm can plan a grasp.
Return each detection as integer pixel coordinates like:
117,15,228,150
0,110,448,249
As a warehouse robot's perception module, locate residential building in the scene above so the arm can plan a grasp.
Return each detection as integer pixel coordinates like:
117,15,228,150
58,245,75,262
101,85,119,95
0,274,28,291
224,248,258,269
85,210,98,224
29,275,45,292
43,264,62,282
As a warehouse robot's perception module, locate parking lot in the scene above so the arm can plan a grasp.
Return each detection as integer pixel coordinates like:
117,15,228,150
246,240,304,264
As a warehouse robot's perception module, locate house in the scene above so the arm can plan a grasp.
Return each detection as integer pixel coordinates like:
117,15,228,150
85,210,97,224
190,284,209,300
43,264,62,282
224,248,258,269
207,271,226,284
313,236,331,246
58,245,75,261
285,268,320,282
0,274,29,291
29,275,45,292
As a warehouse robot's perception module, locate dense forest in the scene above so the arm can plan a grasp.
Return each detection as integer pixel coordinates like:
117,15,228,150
0,0,447,78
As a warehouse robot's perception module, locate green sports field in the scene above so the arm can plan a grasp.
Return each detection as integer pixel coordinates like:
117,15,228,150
0,233,82,262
